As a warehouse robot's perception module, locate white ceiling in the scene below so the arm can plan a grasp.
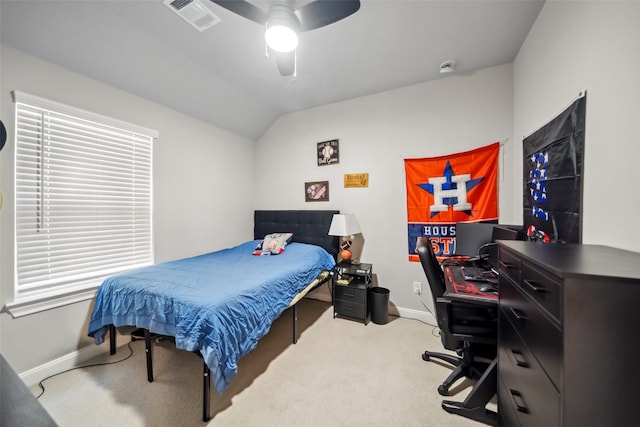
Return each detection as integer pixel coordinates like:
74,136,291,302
0,0,545,141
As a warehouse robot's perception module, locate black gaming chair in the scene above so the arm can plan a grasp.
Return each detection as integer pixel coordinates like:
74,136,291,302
417,244,498,396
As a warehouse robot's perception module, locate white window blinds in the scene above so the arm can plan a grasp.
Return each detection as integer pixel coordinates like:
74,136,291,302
13,91,156,307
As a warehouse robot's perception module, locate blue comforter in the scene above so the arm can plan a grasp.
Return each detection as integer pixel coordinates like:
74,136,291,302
88,240,335,394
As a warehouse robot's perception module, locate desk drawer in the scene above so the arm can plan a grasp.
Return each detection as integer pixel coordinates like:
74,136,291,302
498,248,521,284
497,374,519,427
500,278,561,389
521,262,561,322
499,312,560,427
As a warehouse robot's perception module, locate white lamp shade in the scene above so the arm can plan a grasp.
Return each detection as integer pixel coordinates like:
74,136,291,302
328,214,361,236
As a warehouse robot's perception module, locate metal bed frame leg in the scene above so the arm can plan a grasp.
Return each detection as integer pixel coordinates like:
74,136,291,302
109,324,116,355
203,362,211,422
292,304,298,344
144,329,154,382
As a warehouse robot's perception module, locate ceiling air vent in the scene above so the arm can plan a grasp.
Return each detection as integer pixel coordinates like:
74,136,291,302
163,0,221,32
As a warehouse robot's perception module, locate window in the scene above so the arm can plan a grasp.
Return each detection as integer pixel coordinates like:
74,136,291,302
7,91,157,317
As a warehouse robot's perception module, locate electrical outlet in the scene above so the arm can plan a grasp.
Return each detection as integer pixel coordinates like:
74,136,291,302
413,281,422,295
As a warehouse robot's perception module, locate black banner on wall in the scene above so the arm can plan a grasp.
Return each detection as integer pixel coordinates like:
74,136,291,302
523,94,586,244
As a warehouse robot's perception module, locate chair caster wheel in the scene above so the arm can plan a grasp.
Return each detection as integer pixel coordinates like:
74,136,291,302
422,353,430,361
438,384,450,396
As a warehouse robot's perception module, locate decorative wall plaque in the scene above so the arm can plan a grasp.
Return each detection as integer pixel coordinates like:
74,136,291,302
317,139,339,166
344,173,369,188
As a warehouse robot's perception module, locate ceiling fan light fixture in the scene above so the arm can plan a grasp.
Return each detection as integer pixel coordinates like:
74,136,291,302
265,5,299,53
265,23,298,53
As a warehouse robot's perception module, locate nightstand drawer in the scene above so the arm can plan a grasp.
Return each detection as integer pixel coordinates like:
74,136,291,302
335,284,366,303
334,299,366,320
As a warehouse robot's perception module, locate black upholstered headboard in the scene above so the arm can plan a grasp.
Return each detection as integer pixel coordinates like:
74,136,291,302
254,210,340,258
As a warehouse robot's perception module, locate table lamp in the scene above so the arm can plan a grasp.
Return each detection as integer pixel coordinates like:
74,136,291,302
328,213,361,263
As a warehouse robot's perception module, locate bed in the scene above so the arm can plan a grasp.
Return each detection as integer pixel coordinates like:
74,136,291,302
88,210,339,421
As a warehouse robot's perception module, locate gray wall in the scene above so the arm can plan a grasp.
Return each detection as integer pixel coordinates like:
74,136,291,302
513,0,640,252
254,0,640,320
0,46,256,375
254,64,514,320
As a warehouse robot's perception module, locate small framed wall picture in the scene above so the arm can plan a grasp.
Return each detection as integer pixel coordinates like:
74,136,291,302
305,181,329,202
317,139,339,166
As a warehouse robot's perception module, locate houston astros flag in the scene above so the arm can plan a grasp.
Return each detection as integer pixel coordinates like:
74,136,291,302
405,142,499,261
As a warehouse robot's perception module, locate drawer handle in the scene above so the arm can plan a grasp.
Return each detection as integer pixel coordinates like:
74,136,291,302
510,307,527,322
499,261,516,270
344,292,355,298
510,349,529,368
509,389,529,414
523,279,547,293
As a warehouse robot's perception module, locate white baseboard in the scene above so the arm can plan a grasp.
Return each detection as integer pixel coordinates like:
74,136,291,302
395,306,437,326
19,337,128,387
305,292,437,325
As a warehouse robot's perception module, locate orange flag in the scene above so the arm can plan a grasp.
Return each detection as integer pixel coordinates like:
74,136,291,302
405,142,499,261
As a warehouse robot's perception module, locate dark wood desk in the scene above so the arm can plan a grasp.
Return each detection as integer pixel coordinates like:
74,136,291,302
439,264,498,426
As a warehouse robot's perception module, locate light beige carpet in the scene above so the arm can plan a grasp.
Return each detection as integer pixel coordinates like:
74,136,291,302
33,298,494,426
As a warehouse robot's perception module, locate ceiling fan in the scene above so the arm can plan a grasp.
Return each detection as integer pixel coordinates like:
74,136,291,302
209,0,361,76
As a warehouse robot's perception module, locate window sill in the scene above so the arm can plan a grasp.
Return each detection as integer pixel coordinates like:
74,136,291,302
3,288,98,318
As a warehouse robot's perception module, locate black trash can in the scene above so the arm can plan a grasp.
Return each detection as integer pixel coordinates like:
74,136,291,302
369,287,390,325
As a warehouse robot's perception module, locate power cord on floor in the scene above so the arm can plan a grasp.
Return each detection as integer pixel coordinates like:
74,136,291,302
403,293,441,339
432,326,441,338
415,292,442,338
34,340,135,400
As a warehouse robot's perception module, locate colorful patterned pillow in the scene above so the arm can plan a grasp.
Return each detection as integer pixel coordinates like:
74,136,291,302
253,233,294,256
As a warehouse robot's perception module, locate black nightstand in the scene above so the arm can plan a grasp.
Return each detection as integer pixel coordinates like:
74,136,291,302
333,262,372,324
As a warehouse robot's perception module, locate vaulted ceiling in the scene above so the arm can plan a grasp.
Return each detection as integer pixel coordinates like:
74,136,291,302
0,0,545,140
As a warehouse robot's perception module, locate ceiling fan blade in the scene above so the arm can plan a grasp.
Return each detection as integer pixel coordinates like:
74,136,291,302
209,0,267,25
275,51,295,77
294,0,360,32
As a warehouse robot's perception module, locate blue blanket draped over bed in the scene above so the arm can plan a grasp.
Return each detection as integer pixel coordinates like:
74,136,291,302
88,240,335,394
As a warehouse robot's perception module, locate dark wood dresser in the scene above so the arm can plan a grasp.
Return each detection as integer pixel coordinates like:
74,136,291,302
497,241,640,426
